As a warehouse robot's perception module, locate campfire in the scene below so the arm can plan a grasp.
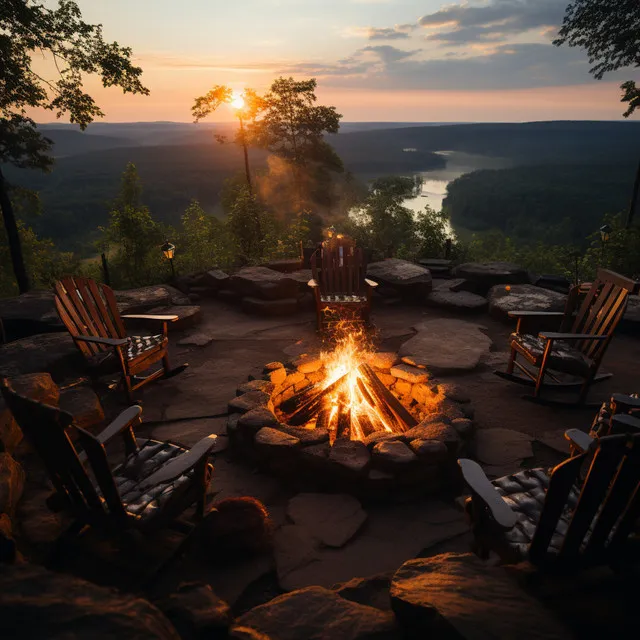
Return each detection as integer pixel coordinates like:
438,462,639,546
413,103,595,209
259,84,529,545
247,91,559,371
228,324,475,498
275,326,419,445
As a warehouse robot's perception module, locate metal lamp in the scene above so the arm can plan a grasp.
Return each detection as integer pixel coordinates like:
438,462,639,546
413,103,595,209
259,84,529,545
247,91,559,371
599,224,612,264
161,240,176,277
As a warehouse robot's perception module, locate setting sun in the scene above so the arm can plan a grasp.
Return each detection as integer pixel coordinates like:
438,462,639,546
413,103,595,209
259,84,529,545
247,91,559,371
230,94,245,110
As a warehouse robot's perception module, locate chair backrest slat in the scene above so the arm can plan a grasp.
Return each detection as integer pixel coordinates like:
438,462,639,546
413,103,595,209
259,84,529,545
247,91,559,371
0,379,108,520
530,432,640,567
313,236,366,296
566,270,635,360
529,453,585,565
559,434,629,560
54,277,126,357
583,435,640,558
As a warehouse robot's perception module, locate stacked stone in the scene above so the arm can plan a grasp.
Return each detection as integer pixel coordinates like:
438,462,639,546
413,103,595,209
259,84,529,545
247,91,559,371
226,353,476,499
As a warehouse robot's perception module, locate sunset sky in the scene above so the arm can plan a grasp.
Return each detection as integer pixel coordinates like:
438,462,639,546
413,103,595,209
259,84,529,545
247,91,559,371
34,0,634,123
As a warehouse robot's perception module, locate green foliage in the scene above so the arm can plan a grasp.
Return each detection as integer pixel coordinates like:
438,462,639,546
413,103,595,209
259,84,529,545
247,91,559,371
248,77,343,172
555,0,640,117
99,163,164,287
177,199,234,273
1,0,148,168
0,220,80,297
227,185,270,263
344,175,454,261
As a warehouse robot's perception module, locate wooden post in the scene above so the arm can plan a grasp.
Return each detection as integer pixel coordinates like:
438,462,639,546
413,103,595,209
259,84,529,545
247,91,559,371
101,252,111,287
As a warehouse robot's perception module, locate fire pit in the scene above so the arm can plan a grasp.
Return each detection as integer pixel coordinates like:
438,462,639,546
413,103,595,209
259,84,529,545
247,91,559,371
227,328,475,499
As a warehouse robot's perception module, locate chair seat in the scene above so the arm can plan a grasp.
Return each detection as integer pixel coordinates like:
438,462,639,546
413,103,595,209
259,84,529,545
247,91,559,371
492,467,580,562
126,334,165,360
320,294,367,303
511,332,592,376
110,439,193,523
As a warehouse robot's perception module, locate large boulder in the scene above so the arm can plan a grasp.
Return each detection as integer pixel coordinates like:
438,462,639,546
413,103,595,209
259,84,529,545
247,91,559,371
154,582,232,640
390,553,568,639
0,563,180,639
367,259,432,299
453,262,530,294
400,319,492,374
488,284,566,323
58,385,105,429
0,291,63,341
201,269,230,292
0,373,60,453
235,586,399,640
0,453,24,517
0,333,82,380
115,284,189,314
230,267,299,301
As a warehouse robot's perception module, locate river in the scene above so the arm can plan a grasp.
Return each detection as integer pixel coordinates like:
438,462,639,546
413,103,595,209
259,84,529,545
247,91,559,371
402,151,512,236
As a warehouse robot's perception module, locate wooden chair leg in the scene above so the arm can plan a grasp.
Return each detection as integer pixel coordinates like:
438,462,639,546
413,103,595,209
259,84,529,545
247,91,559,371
123,373,134,403
506,348,517,374
578,370,596,405
535,340,554,398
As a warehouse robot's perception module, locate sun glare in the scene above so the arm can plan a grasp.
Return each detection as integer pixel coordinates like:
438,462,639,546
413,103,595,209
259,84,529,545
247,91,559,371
230,93,245,110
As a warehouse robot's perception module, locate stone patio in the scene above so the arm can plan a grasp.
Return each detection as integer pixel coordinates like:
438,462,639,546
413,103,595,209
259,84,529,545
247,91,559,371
2,288,640,639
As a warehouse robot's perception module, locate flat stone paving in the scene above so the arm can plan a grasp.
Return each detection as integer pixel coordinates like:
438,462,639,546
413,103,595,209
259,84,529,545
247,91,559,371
91,297,640,610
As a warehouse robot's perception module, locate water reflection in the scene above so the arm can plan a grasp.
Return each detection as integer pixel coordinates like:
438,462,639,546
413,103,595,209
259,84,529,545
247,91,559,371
403,150,512,237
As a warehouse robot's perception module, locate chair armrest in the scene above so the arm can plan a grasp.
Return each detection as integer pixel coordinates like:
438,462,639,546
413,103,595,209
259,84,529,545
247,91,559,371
140,434,217,488
307,279,319,288
611,393,640,412
458,459,517,529
611,414,640,434
508,311,565,319
75,335,129,347
121,314,179,322
364,278,379,288
564,428,594,453
95,405,143,445
538,332,608,341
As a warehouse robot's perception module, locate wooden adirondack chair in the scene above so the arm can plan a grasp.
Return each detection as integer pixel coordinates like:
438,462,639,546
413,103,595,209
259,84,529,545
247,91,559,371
54,276,187,401
459,430,640,570
590,393,640,439
308,235,377,331
0,378,216,538
495,269,639,405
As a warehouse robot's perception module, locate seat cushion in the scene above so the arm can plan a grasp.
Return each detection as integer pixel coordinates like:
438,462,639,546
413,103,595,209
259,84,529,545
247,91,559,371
126,334,165,360
110,439,193,522
492,467,580,562
320,294,367,303
511,332,592,376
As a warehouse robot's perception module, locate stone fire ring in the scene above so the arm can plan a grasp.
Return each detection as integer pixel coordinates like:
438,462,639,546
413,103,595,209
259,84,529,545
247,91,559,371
226,353,476,499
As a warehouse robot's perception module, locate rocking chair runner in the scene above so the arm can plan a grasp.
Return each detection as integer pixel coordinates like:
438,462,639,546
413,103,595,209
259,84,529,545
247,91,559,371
496,269,639,404
308,235,378,331
459,430,640,570
0,378,216,536
54,276,186,401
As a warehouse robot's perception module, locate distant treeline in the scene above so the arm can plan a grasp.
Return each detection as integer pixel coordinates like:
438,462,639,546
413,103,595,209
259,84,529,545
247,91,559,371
4,120,640,253
445,163,637,245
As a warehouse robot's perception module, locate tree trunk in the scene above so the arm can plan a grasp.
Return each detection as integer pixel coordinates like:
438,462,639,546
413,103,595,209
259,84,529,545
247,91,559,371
0,167,30,293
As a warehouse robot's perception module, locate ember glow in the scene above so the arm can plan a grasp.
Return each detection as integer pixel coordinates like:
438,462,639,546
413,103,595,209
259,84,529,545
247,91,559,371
320,326,396,443
276,321,426,445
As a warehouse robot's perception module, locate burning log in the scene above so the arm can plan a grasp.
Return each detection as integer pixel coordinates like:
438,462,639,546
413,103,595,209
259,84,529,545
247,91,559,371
316,408,330,432
279,383,319,415
357,363,418,432
288,372,349,426
337,397,351,441
356,414,376,438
